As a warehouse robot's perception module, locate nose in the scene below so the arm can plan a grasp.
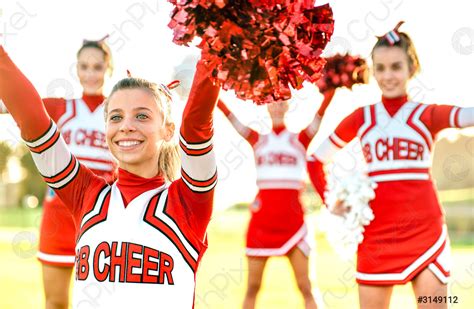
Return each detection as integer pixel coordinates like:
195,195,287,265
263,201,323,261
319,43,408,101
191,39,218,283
119,116,136,133
381,68,394,80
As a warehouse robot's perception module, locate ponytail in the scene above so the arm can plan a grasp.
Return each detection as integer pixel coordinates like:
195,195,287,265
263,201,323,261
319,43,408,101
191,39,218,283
158,141,180,182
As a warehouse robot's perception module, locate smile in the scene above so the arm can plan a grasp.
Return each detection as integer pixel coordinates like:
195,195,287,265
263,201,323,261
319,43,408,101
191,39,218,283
115,140,143,148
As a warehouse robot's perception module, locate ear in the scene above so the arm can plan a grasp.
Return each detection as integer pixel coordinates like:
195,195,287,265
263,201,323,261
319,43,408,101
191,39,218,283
161,122,175,142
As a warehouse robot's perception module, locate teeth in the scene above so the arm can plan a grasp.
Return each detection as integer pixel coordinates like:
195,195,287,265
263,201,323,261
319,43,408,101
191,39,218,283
118,141,141,147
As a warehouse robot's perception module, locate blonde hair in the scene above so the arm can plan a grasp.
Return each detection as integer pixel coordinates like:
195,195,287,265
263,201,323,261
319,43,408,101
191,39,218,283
104,77,180,182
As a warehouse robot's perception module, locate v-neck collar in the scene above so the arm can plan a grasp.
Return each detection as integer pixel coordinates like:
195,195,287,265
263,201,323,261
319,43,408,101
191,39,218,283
82,93,105,113
272,125,286,135
116,168,166,208
381,95,408,118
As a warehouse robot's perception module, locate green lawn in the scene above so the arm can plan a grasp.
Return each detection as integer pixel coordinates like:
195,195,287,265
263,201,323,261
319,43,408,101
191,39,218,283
0,209,473,308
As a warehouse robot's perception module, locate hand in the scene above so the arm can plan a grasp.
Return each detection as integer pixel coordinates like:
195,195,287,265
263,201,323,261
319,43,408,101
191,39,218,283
329,199,350,217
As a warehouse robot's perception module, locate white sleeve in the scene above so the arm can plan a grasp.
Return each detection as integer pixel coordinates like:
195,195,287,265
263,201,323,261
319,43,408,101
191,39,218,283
457,107,474,128
23,121,80,189
179,133,217,193
312,135,344,164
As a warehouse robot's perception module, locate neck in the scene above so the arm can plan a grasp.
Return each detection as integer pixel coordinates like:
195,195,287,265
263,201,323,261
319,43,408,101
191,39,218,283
271,118,284,128
83,89,103,97
381,94,408,104
119,163,159,179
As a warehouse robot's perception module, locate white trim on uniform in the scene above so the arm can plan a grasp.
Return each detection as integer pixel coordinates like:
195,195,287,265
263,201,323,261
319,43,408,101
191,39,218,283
37,251,75,264
411,104,433,146
57,99,75,128
428,263,449,284
180,174,217,192
356,225,447,282
256,180,304,190
179,134,213,150
370,173,430,182
155,189,199,261
329,132,347,148
24,122,58,148
357,105,373,137
47,159,80,189
449,107,459,128
246,224,308,256
80,185,111,229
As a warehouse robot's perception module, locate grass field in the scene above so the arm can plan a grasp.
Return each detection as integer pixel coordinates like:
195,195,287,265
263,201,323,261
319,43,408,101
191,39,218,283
0,208,473,309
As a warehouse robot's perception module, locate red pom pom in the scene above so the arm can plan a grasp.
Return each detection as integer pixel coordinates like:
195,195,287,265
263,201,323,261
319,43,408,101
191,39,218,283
168,0,334,104
315,53,368,93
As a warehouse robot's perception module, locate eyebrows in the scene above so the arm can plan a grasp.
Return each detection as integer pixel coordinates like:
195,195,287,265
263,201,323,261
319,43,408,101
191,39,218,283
109,107,153,114
375,60,403,66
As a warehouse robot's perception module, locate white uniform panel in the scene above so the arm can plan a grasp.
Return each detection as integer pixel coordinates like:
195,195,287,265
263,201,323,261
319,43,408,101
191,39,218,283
58,99,114,171
360,102,433,182
254,130,306,189
73,185,197,308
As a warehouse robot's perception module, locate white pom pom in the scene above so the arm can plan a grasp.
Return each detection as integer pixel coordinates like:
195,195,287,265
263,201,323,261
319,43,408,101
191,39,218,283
322,165,377,260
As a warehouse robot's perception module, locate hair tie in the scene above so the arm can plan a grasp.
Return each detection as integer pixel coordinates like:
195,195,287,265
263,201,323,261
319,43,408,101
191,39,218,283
379,21,405,45
167,80,180,90
126,70,132,78
97,34,110,43
82,34,110,46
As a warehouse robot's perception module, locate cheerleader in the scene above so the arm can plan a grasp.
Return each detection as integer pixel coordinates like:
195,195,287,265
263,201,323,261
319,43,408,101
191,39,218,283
307,22,474,309
0,38,115,309
217,91,334,309
0,45,219,307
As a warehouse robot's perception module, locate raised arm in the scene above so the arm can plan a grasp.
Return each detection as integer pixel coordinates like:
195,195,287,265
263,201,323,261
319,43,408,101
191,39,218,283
175,59,220,239
217,98,259,146
0,47,51,139
0,46,102,218
298,89,336,149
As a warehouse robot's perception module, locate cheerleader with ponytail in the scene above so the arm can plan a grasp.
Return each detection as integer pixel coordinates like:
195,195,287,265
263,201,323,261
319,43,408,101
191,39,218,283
307,22,474,308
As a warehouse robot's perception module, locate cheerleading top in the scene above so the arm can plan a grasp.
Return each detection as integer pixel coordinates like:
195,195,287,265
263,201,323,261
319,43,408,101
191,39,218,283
0,46,219,307
307,95,473,284
217,91,334,190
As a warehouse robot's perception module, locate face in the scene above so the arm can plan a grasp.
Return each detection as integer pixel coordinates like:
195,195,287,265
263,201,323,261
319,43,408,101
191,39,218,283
267,101,289,123
372,46,412,98
106,89,174,176
77,47,108,95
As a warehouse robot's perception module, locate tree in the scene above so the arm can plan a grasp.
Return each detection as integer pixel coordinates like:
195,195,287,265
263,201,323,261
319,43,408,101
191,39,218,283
0,141,13,182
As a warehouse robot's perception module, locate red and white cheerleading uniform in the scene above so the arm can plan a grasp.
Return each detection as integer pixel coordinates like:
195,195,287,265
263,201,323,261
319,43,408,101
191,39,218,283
38,95,115,267
0,47,219,307
307,95,474,285
218,96,332,257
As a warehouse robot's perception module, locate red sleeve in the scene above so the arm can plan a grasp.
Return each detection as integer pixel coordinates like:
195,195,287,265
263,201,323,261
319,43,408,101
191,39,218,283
42,98,67,123
0,46,102,217
0,46,50,140
178,59,220,240
307,155,327,204
333,108,364,145
217,98,259,146
419,104,458,138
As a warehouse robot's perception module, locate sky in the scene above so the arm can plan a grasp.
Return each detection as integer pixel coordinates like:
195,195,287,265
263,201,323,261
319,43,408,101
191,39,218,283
0,0,473,209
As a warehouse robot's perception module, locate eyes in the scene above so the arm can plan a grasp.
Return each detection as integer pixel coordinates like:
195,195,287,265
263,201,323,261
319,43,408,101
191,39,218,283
375,62,404,73
109,113,150,122
79,63,106,72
